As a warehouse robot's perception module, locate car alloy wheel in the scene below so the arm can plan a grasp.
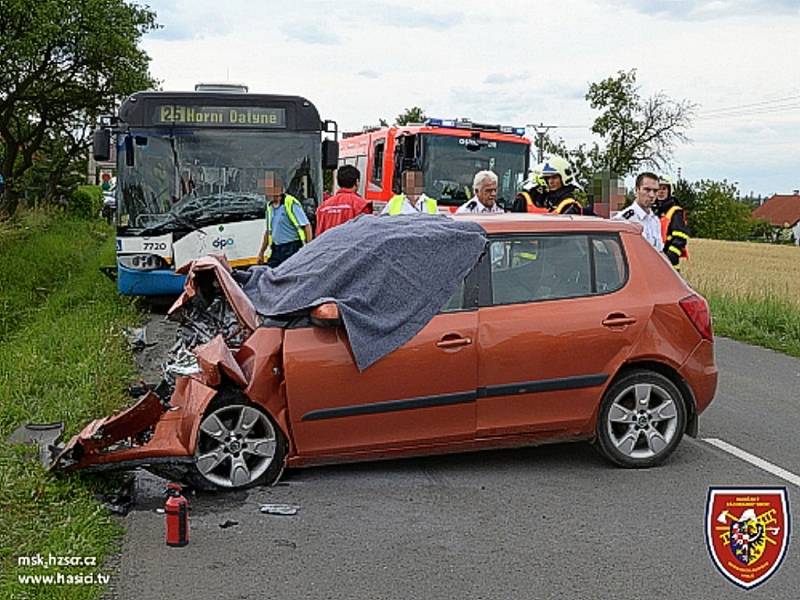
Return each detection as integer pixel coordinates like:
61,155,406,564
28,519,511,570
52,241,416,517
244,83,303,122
596,370,687,468
194,397,285,489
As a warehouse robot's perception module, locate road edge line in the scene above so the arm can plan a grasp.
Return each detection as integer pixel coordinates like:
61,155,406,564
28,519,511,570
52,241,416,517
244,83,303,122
701,437,800,488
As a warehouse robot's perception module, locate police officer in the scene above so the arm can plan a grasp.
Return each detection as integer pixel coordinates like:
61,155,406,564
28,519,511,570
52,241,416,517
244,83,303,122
655,175,689,269
613,172,662,250
455,170,504,214
541,156,582,215
382,169,438,215
511,163,548,213
257,172,313,267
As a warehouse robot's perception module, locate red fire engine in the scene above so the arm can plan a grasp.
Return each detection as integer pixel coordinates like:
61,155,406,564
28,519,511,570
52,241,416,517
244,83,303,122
338,118,530,212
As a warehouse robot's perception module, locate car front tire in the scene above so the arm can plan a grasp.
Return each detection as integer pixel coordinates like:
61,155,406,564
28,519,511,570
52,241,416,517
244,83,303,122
189,390,287,490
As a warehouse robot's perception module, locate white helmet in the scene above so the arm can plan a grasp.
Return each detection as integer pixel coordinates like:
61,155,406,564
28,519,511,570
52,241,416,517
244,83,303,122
659,174,674,193
541,155,577,187
522,162,545,189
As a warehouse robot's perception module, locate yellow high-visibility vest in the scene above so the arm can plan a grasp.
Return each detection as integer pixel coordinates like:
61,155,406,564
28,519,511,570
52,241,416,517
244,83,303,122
387,194,438,215
266,194,306,246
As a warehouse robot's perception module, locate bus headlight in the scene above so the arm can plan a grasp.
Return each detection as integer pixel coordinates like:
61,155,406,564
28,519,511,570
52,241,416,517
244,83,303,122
118,254,167,271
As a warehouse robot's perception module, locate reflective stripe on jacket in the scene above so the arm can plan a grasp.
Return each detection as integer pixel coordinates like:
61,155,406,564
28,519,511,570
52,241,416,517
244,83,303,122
554,197,582,215
660,205,689,261
522,191,548,214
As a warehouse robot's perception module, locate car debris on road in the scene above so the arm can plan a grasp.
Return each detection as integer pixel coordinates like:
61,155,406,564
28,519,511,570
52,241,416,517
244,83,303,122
259,503,300,516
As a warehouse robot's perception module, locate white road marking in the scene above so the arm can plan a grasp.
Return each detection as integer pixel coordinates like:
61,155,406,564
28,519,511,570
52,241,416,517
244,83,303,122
702,437,800,488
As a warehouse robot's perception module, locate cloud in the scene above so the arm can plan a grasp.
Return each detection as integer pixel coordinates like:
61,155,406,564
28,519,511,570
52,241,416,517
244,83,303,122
143,1,229,41
484,72,530,85
334,1,464,30
281,22,342,45
138,0,800,196
614,0,800,20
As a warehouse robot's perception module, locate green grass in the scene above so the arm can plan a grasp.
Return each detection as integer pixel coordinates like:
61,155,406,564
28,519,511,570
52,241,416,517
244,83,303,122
0,210,141,599
0,210,116,343
704,290,800,358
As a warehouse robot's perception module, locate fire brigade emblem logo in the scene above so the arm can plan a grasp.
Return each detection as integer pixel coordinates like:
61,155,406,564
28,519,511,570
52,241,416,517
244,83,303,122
705,487,790,589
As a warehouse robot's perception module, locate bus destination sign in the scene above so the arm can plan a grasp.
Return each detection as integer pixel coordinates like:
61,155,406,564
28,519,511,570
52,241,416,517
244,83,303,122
155,105,287,127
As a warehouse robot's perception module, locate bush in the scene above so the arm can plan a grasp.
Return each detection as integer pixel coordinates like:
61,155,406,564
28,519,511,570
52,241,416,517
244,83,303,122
69,185,103,218
689,179,753,241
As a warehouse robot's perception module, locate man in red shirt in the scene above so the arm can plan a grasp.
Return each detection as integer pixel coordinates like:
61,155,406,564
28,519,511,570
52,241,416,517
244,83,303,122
316,165,371,235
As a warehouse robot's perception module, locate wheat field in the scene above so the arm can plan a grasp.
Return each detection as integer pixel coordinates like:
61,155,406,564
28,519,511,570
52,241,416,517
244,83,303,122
682,239,800,306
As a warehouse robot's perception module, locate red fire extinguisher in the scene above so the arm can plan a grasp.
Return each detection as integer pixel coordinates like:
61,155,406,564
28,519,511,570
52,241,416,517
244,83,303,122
165,483,189,547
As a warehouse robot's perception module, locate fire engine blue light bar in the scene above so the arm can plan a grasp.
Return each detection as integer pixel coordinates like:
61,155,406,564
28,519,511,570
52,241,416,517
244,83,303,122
426,118,526,136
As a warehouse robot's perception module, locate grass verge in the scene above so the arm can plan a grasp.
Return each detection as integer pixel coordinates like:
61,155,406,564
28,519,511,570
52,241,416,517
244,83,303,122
704,291,800,358
0,210,117,343
682,238,800,358
0,211,140,599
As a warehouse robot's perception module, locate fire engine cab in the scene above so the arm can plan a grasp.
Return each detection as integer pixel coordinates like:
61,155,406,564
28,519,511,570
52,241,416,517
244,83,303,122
338,118,530,212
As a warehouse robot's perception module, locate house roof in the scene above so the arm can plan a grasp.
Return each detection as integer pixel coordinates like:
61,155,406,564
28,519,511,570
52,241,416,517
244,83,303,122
752,194,800,227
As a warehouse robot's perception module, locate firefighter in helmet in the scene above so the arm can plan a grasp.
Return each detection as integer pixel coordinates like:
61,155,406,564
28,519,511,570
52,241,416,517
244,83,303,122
655,175,689,269
512,163,548,213
541,156,582,215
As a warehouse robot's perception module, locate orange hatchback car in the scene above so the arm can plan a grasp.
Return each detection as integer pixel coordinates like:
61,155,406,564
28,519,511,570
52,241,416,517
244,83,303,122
53,214,717,490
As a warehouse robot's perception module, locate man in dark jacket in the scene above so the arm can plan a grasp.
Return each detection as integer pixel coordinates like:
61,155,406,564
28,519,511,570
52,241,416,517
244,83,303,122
540,156,582,215
655,175,689,269
511,163,548,213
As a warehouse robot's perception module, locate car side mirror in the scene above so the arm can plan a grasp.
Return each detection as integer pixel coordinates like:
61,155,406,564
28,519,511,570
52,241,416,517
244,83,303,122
310,302,340,327
93,129,111,162
322,139,339,170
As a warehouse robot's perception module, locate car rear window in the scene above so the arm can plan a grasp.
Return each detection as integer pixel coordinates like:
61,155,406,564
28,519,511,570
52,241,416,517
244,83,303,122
489,233,626,304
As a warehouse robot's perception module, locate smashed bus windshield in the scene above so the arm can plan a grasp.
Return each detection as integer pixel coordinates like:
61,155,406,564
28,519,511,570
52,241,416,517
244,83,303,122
117,130,322,233
421,135,527,207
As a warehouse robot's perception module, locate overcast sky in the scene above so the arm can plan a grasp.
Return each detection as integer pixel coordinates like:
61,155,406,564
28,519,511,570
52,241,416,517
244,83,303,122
138,0,800,197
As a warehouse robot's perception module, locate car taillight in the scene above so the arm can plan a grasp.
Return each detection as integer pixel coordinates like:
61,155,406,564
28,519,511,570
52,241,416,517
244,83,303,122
679,294,713,341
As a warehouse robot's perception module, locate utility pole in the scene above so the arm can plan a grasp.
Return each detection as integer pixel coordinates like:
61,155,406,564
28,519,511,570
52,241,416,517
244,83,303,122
526,123,556,164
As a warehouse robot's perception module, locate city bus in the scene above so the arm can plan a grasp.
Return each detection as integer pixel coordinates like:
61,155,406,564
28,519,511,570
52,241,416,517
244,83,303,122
338,118,530,212
93,83,338,296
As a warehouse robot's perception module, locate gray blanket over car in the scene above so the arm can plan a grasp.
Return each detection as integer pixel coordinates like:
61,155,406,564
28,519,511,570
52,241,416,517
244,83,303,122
233,214,487,371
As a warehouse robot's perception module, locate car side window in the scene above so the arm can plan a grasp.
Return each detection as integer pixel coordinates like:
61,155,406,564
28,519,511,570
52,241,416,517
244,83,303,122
592,236,626,293
491,234,620,305
440,279,466,312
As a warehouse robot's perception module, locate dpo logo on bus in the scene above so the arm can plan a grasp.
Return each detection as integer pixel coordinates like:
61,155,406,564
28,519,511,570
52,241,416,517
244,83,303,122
212,238,235,249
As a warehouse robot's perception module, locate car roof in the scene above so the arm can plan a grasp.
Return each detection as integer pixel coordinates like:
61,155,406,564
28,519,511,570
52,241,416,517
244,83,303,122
453,213,642,235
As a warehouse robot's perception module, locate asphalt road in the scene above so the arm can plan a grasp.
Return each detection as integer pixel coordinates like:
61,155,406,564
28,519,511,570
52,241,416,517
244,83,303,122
105,336,799,600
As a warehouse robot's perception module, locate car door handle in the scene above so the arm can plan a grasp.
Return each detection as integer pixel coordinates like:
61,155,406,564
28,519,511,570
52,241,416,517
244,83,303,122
436,336,472,349
602,314,637,327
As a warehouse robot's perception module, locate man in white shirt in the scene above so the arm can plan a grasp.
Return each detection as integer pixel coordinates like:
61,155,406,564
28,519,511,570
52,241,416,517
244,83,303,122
612,172,662,250
455,170,504,214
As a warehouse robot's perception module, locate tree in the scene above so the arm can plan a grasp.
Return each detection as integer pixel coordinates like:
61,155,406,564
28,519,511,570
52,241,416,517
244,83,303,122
0,0,158,217
690,180,753,241
672,177,698,214
395,107,426,126
586,69,695,177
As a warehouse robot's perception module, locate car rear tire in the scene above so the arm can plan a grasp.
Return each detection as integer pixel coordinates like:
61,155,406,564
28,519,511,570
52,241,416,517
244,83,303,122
189,390,287,490
595,370,687,468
